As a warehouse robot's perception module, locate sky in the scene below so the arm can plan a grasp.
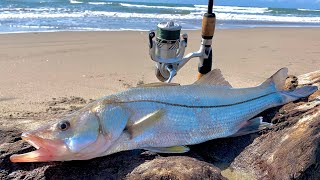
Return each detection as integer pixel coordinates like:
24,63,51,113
113,0,320,9
215,0,320,9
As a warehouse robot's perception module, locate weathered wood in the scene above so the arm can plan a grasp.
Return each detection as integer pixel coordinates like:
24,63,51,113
228,70,320,179
298,70,320,85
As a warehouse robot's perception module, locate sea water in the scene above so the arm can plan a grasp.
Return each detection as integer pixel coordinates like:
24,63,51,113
0,0,320,33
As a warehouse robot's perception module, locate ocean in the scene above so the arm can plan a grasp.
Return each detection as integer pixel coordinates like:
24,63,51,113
1,0,320,33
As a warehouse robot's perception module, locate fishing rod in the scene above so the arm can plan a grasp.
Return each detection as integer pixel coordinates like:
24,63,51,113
148,0,216,82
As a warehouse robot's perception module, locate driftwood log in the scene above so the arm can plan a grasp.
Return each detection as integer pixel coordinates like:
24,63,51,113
0,70,319,180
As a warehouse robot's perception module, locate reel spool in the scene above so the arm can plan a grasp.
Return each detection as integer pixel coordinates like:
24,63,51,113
155,21,181,60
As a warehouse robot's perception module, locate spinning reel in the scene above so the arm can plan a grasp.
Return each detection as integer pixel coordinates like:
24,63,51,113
148,0,216,82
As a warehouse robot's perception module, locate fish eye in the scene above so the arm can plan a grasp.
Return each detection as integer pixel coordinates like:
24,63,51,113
58,121,70,131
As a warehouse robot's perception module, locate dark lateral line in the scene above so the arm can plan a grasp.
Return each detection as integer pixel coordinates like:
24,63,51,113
110,92,277,109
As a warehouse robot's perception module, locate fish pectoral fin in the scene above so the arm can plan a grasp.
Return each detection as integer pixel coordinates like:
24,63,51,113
231,117,272,137
193,69,232,88
144,146,190,153
126,109,165,139
137,82,180,88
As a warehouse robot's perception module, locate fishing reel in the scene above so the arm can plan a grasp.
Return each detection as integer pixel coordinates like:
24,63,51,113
148,21,187,82
148,0,216,82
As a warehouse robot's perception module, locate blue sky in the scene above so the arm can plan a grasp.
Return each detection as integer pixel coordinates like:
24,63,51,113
215,0,320,9
115,0,320,9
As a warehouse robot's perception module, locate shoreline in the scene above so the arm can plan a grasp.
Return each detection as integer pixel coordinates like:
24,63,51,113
1,26,320,35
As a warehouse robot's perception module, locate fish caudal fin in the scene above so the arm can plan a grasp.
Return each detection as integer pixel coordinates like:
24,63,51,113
280,86,318,103
231,117,272,137
260,67,288,91
261,67,317,103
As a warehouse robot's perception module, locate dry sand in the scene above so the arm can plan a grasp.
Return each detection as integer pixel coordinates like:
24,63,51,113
0,28,319,130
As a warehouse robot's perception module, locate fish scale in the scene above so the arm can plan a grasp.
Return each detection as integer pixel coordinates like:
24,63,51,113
117,84,276,107
101,88,286,156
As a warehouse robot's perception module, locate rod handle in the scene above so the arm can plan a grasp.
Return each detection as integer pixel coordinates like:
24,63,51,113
201,13,216,39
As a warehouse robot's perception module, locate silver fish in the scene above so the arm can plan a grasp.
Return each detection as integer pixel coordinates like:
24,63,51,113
10,68,317,162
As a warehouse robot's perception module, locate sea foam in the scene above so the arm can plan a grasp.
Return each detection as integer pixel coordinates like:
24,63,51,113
0,1,320,33
1,8,320,24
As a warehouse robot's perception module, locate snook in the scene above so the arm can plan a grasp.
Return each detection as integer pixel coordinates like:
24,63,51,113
10,68,318,162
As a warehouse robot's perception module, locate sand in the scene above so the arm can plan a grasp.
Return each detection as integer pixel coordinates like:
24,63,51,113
0,28,320,130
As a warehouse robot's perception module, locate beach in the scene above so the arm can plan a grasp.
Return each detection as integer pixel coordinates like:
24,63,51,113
0,27,320,130
0,28,320,179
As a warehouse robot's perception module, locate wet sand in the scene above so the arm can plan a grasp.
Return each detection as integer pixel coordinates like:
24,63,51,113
0,28,319,129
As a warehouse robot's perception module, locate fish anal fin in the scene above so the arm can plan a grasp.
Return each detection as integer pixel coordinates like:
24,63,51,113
231,117,272,137
137,82,180,88
126,109,165,139
194,69,232,87
144,146,190,153
260,67,288,91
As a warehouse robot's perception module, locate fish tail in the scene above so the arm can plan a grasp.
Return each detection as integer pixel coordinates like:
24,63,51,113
280,86,318,103
260,67,288,91
261,67,317,103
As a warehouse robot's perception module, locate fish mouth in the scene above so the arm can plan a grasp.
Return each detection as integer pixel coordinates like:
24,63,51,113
10,133,67,162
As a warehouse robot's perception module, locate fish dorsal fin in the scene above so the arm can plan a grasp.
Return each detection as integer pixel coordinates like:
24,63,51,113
144,146,190,153
260,67,288,91
126,109,165,139
194,69,232,87
137,82,180,88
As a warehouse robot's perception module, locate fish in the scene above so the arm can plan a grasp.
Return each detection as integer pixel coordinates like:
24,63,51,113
10,68,317,162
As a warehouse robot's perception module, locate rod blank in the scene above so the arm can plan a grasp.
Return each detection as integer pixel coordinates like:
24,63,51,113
208,0,213,14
